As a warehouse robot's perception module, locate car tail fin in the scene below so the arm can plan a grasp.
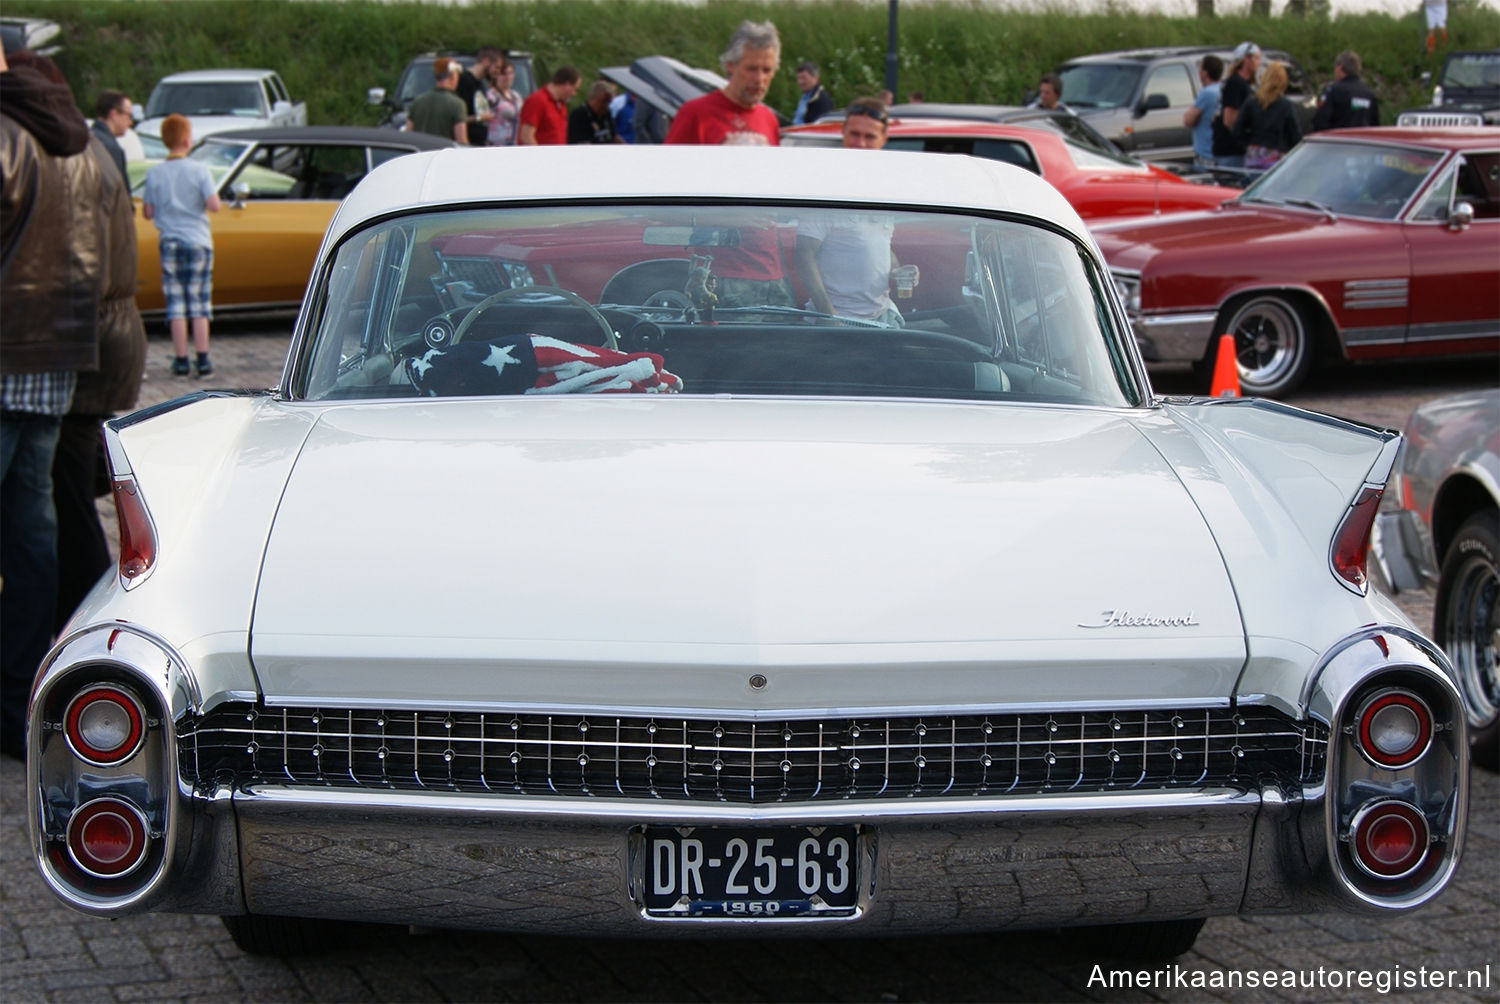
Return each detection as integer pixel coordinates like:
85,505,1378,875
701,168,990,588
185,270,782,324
1330,435,1402,595
103,425,158,589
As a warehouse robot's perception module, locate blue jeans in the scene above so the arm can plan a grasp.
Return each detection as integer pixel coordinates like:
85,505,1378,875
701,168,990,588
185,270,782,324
1,410,62,755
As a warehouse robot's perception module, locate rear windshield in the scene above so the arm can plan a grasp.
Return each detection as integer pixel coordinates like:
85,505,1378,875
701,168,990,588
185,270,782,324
296,203,1143,408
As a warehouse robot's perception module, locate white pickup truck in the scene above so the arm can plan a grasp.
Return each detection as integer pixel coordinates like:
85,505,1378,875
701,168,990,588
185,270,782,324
136,68,307,141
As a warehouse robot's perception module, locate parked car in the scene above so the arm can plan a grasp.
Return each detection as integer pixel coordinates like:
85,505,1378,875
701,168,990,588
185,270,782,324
884,101,1128,157
137,69,307,143
1055,46,1317,165
131,126,454,315
1093,127,1499,396
1371,388,1499,770
600,55,733,142
0,15,60,56
30,145,1469,960
368,51,535,130
781,116,1241,221
1397,49,1500,127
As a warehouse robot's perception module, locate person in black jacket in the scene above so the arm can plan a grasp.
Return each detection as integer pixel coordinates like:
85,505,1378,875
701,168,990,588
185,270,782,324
791,61,834,124
1233,60,1303,171
567,81,621,144
1312,50,1380,131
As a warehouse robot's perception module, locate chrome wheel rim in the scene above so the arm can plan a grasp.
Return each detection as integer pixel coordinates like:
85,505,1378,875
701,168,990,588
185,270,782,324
1444,546,1500,730
1229,298,1303,393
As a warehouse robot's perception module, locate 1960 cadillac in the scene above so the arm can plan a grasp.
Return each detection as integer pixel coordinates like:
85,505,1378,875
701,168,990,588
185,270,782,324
30,146,1468,958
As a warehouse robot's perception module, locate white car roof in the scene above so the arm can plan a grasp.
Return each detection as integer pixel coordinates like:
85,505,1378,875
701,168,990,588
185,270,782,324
155,69,278,82
327,145,1088,248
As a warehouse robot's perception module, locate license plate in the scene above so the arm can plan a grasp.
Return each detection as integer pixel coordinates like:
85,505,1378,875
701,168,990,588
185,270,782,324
638,825,863,918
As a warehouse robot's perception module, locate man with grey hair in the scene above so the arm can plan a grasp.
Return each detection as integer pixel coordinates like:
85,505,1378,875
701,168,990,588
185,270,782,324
665,19,781,145
1312,50,1379,131
665,20,789,308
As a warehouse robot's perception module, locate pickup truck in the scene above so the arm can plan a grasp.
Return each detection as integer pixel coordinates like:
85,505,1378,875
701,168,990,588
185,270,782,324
137,69,306,141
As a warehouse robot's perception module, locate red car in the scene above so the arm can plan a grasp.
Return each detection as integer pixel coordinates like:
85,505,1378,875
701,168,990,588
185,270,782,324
1094,127,1499,396
781,116,1241,221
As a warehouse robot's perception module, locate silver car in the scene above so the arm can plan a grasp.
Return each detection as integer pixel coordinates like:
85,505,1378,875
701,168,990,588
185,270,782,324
1372,387,1500,769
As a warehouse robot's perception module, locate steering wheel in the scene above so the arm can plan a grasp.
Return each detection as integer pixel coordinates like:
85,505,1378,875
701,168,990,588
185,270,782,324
451,285,617,350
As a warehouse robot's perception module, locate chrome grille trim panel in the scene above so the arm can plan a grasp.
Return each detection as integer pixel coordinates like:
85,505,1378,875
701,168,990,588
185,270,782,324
1342,279,1408,311
181,705,1326,802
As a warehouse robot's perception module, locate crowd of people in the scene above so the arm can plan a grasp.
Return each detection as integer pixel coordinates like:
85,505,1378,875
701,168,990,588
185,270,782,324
1180,40,1379,174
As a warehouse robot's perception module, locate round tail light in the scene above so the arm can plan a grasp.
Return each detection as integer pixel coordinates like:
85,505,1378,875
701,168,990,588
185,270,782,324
65,798,150,878
1355,690,1432,768
64,685,145,765
1349,799,1429,879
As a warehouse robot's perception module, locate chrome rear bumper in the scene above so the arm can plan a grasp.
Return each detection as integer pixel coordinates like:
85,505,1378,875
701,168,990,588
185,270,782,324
146,783,1352,935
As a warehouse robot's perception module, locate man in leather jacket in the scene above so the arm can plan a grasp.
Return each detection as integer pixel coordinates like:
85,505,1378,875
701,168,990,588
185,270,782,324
0,49,107,759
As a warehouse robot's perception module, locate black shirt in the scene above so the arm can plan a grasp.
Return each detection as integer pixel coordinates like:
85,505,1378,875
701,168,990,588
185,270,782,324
567,103,617,144
1213,73,1252,156
455,69,487,146
1312,75,1380,131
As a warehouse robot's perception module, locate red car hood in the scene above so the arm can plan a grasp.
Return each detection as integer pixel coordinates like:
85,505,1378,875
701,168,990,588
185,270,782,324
1092,204,1333,270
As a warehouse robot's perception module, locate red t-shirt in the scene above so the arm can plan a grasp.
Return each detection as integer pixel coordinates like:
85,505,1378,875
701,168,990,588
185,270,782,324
665,90,780,147
520,88,568,145
664,90,783,279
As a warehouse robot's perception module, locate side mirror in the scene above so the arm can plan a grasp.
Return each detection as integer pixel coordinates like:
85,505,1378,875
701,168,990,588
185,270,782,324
131,105,143,124
1448,201,1475,231
367,87,386,106
271,99,292,116
1135,93,1170,117
228,181,251,209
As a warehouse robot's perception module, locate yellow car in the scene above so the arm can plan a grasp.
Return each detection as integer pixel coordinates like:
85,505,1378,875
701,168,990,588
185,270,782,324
132,126,454,315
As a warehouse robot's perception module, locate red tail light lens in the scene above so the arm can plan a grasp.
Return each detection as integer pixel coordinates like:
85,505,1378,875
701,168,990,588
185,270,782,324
111,475,157,583
64,685,145,764
66,798,150,878
1349,799,1429,879
1332,485,1383,593
1355,690,1433,768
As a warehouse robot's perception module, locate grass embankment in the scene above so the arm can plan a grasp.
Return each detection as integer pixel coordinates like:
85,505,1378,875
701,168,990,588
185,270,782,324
11,0,1500,127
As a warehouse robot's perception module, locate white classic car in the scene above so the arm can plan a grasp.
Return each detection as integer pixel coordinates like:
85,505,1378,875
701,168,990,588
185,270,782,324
29,147,1469,958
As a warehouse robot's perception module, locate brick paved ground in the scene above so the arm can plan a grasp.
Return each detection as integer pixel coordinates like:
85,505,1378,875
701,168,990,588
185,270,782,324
3,329,1495,1002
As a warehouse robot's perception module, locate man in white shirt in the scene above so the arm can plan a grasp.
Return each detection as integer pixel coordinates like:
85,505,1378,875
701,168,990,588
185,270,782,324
794,102,916,326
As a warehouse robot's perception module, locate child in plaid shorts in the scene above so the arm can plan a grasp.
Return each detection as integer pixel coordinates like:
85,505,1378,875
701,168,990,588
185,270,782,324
141,114,221,376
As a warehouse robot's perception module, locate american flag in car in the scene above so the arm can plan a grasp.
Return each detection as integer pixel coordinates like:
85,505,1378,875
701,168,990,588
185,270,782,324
407,335,682,396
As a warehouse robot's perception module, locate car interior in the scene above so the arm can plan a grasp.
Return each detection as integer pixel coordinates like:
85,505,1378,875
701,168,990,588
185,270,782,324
298,206,1140,408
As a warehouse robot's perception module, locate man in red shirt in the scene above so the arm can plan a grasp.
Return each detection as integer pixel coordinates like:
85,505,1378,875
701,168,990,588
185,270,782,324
666,21,781,146
664,21,788,306
519,66,581,145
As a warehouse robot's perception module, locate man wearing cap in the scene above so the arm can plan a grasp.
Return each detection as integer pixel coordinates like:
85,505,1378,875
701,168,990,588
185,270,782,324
405,58,468,145
791,61,833,125
1213,41,1260,168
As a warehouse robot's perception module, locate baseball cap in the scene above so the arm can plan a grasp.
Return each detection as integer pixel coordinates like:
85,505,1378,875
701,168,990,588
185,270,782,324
1232,42,1261,61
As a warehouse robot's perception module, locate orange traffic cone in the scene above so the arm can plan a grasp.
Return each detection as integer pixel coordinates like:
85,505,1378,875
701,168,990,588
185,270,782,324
1209,333,1241,398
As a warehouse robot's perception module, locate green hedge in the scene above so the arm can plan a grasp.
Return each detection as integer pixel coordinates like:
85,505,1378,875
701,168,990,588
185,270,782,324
10,0,1500,127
